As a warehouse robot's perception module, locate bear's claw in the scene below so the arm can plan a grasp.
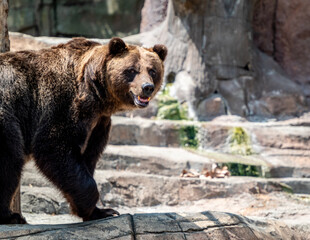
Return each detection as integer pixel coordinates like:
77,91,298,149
83,207,120,222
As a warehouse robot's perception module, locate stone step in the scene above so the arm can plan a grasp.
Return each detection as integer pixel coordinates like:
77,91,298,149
102,144,310,178
20,145,290,181
20,167,310,217
20,162,310,223
99,145,213,176
109,116,310,177
109,116,182,147
96,170,310,208
110,116,310,150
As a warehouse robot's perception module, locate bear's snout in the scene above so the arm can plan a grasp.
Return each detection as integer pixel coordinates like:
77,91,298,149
142,83,154,97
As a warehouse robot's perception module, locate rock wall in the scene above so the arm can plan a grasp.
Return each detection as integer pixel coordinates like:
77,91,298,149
140,0,310,120
8,0,144,38
253,0,310,93
140,0,168,32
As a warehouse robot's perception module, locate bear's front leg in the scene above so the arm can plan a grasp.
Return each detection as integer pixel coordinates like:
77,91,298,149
33,123,119,221
34,149,119,221
79,116,120,221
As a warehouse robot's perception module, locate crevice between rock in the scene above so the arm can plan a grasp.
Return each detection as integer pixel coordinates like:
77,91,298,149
129,214,137,240
135,222,244,236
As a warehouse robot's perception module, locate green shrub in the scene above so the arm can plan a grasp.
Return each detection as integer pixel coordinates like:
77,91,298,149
229,127,253,155
223,162,260,177
156,84,188,120
179,125,199,149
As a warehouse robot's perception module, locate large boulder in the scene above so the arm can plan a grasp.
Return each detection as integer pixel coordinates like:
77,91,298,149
0,212,306,239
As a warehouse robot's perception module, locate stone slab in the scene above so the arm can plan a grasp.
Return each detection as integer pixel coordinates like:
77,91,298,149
0,214,133,240
0,212,305,240
100,145,214,176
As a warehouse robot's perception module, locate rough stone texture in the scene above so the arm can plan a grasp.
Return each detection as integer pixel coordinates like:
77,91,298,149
109,116,182,147
140,0,310,120
98,171,310,208
252,0,276,56
140,0,168,32
196,95,226,120
0,212,306,239
100,171,262,207
253,0,310,94
21,161,310,224
8,0,144,38
0,214,133,240
21,186,69,215
100,145,213,176
105,115,310,178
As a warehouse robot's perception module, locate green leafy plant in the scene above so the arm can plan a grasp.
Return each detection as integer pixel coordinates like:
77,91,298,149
156,84,188,120
179,125,199,149
223,162,260,177
229,127,253,155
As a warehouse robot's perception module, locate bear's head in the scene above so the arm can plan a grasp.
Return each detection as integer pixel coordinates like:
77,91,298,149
80,38,167,112
106,38,167,110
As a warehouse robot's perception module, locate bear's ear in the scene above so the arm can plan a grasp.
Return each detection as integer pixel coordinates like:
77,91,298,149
153,44,168,61
108,37,127,55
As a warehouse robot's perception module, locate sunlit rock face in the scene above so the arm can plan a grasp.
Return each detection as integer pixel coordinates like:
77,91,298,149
253,0,310,94
141,0,310,120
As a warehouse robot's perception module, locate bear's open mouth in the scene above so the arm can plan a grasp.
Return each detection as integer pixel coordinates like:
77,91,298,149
130,92,150,108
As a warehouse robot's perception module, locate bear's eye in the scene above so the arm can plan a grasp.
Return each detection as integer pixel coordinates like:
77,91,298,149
149,69,157,79
124,68,138,82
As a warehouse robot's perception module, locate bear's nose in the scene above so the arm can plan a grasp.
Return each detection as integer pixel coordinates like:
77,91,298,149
142,83,154,97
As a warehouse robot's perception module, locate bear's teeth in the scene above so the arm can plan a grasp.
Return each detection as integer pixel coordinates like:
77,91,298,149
138,96,150,103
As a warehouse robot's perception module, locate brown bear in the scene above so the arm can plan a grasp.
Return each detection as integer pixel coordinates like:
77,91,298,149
0,37,167,224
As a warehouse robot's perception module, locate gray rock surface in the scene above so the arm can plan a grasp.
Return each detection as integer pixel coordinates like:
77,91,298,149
0,212,307,240
8,0,144,38
21,161,310,216
140,0,310,120
100,145,213,176
0,214,132,240
109,116,310,178
253,0,310,90
98,171,310,207
109,116,182,147
140,0,168,32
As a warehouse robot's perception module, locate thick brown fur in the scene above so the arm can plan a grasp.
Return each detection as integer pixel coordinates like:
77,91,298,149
0,37,167,224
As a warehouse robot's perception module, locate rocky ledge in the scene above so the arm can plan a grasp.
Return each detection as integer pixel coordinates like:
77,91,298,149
0,211,307,240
